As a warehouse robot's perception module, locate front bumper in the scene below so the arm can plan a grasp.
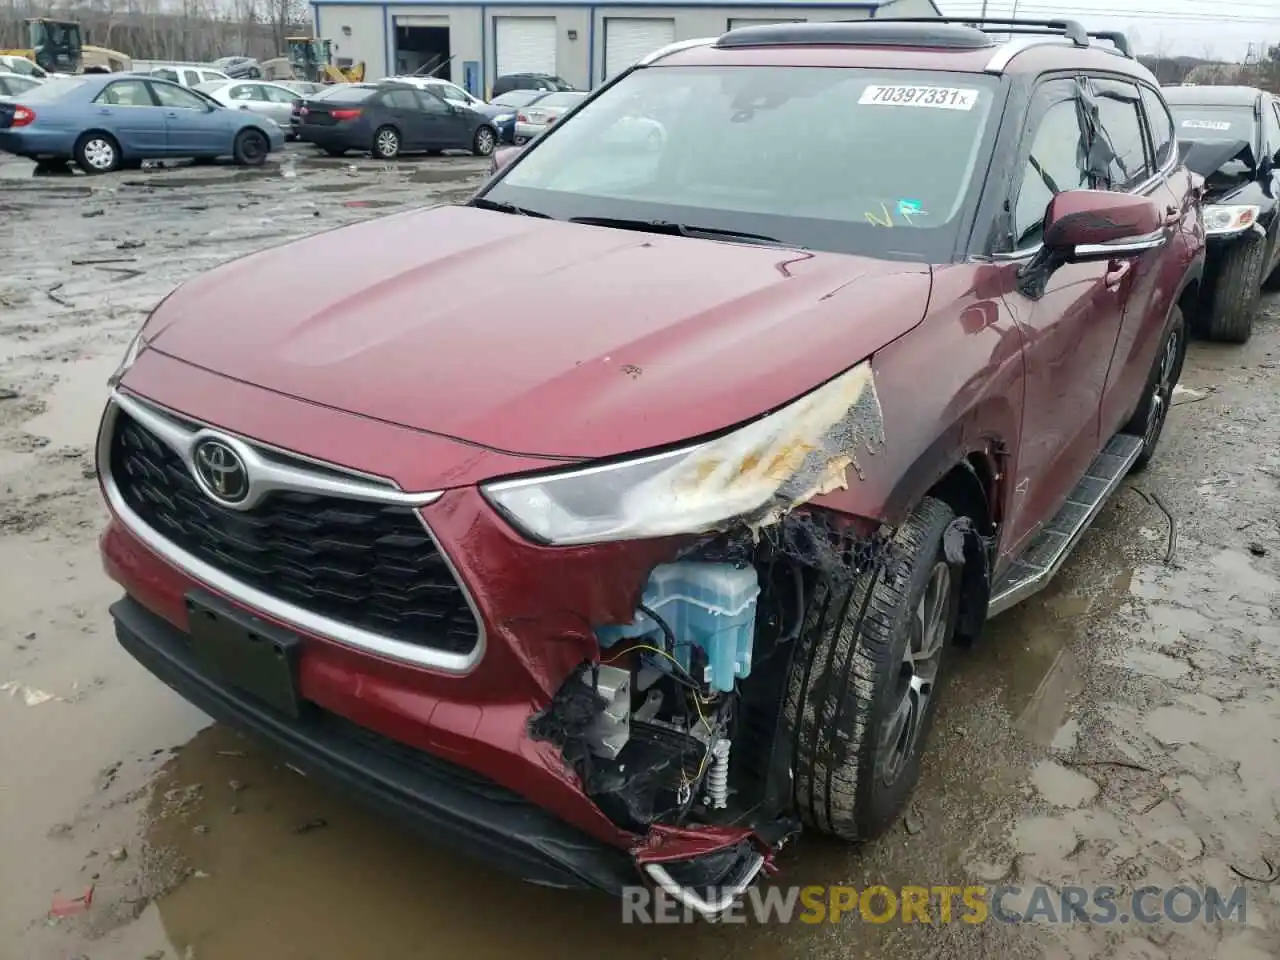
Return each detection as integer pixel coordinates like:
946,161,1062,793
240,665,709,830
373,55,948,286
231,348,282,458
110,593,636,891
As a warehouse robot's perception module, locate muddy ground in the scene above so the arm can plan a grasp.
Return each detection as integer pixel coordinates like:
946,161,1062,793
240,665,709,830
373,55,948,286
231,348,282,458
1,145,1278,960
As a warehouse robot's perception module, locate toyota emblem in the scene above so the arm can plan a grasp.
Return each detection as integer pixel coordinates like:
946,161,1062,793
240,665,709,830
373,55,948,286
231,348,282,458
193,438,250,505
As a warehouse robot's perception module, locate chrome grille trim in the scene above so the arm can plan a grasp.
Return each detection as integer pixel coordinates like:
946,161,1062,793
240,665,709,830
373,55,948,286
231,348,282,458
98,391,486,674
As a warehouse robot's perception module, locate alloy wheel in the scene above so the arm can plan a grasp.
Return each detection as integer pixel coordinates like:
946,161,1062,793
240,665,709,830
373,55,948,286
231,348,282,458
376,129,398,157
1144,327,1180,450
878,561,951,786
475,127,495,155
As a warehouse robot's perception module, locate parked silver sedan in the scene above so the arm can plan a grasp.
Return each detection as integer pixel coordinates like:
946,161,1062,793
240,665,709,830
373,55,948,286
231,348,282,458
195,79,304,138
512,90,588,142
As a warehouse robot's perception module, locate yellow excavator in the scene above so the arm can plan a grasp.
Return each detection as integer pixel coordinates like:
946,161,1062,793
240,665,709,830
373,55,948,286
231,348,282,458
285,37,365,83
1,17,84,74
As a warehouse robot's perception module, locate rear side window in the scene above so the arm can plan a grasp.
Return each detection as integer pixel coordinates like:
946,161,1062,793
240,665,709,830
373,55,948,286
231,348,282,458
1139,86,1176,169
152,68,178,82
1091,84,1152,191
383,88,419,110
183,69,201,87
1013,95,1090,248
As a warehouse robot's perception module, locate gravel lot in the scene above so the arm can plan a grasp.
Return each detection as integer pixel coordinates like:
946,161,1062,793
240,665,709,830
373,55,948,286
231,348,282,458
1,143,1278,960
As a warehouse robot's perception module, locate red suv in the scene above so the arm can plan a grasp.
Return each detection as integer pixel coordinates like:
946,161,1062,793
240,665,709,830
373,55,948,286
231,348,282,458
98,18,1203,915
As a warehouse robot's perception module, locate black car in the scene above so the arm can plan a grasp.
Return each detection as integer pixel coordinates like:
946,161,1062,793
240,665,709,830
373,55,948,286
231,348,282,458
297,82,498,159
1165,84,1280,343
491,72,573,97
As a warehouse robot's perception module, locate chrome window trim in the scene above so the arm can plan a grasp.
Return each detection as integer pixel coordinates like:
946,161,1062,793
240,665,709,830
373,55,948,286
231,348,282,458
99,392,486,674
638,37,717,66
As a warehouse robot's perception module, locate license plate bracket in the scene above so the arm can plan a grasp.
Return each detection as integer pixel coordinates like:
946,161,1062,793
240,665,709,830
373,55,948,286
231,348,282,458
185,592,303,719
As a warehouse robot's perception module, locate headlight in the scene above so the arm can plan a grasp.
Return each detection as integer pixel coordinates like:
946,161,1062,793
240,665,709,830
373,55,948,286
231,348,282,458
482,362,882,545
494,113,513,123
1203,204,1260,236
107,328,149,387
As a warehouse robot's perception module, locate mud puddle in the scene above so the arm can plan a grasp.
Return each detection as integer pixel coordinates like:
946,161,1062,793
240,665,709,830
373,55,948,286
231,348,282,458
2,155,1278,958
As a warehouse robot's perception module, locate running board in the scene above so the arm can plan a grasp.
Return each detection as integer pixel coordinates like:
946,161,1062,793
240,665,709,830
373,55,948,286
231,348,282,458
987,434,1144,617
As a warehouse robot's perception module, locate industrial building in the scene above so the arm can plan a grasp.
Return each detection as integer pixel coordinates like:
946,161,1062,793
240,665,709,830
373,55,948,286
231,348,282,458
308,0,942,97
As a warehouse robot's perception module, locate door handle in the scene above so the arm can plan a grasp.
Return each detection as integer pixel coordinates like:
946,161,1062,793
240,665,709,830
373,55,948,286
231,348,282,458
98,108,111,115
1104,259,1132,291
165,111,178,118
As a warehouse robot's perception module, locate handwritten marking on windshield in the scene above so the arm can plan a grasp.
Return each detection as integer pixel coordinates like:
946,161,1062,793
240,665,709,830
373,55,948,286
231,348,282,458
865,201,929,227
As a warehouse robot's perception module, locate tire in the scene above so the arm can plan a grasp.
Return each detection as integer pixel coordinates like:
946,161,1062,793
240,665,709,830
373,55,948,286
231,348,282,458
323,147,347,158
783,497,960,842
74,132,121,175
232,129,268,167
1123,305,1186,473
472,125,497,157
372,125,400,160
1203,239,1265,343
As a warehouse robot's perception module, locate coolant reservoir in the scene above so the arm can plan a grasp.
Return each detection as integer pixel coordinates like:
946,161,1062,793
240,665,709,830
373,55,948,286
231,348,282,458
596,563,760,693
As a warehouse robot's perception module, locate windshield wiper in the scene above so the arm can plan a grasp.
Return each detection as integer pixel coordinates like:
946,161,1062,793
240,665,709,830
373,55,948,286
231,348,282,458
471,196,552,218
569,216,786,246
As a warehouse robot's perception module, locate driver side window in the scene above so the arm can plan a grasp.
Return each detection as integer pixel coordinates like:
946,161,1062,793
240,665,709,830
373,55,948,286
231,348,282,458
153,82,208,111
1012,96,1089,249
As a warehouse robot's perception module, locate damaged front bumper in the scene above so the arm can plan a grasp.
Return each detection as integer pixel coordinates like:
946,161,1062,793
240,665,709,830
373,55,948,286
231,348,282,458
108,591,779,906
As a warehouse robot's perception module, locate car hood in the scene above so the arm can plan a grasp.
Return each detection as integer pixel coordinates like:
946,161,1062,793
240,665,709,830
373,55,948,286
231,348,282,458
144,205,932,459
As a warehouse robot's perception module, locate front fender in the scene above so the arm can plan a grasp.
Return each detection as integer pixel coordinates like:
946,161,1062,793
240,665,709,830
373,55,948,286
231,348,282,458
809,264,1024,532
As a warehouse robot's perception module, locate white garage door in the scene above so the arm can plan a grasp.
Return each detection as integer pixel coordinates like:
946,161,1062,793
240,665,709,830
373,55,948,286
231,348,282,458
494,17,557,77
603,18,675,80
727,18,804,29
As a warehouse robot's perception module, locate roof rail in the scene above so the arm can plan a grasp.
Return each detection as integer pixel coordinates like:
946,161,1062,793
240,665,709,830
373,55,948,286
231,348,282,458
851,17,1133,59
638,36,716,66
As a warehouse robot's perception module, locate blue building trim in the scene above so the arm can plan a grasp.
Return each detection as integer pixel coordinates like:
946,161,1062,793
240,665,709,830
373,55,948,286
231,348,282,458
480,4,488,94
312,2,321,35
587,4,595,87
383,3,394,75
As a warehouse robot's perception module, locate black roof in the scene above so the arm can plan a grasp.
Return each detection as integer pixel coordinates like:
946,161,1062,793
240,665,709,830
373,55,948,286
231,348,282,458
1161,85,1264,107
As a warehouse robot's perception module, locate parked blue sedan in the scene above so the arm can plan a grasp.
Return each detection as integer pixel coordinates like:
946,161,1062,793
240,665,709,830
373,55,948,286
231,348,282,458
0,73,285,173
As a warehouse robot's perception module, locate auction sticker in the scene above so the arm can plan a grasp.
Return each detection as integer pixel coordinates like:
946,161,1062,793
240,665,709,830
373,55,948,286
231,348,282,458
859,85,979,110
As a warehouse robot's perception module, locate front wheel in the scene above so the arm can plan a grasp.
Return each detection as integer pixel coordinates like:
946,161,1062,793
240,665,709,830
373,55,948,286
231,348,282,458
1203,239,1264,343
372,125,400,159
472,125,497,157
74,133,121,174
783,497,960,842
1124,305,1186,472
233,129,268,167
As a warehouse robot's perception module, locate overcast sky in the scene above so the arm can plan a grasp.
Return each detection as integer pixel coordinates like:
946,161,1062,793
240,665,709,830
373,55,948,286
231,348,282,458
937,0,1277,60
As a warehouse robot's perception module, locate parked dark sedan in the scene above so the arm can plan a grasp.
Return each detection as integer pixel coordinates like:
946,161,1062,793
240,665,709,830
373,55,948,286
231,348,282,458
297,82,498,159
1165,84,1280,342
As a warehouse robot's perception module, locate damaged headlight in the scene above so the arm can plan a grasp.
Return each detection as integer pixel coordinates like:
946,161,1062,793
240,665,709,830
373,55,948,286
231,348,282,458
482,361,883,545
107,328,150,388
1202,204,1261,237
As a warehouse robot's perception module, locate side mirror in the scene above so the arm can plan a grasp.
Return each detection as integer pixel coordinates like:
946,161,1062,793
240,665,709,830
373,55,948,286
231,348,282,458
1041,189,1166,263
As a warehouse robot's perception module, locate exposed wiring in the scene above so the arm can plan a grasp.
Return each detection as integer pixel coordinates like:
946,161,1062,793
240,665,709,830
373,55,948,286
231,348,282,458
600,642,700,690
638,602,677,653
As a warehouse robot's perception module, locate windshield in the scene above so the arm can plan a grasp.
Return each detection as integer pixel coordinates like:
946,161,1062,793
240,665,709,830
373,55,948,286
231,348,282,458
1170,105,1256,143
493,90,544,108
484,65,1001,260
536,92,587,110
317,86,374,103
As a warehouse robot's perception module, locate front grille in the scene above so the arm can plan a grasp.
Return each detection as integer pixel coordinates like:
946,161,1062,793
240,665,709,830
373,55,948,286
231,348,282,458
109,411,481,655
